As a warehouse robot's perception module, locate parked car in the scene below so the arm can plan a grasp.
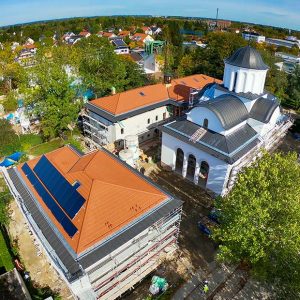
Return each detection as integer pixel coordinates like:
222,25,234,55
197,213,218,237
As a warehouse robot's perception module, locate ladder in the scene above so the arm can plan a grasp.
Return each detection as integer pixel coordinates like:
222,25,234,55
189,127,206,143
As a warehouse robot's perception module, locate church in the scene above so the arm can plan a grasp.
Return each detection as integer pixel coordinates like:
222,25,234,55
161,46,293,195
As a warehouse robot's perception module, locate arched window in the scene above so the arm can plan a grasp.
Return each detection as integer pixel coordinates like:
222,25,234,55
233,71,238,91
186,154,196,180
203,118,208,129
175,148,184,174
199,161,209,188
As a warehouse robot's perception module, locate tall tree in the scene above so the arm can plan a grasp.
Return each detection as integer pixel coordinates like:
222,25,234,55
286,65,300,110
213,151,300,299
26,54,80,138
0,119,21,156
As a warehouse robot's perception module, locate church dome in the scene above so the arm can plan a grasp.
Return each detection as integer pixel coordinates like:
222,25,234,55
224,46,269,70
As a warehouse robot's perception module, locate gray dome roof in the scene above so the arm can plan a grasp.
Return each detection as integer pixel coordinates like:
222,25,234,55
224,46,269,70
250,97,279,123
197,94,249,130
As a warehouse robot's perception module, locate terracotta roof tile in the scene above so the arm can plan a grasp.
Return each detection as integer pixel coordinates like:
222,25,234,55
18,146,168,254
90,74,220,115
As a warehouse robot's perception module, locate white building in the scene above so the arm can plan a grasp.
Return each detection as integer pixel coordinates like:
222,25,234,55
242,31,265,43
82,74,219,149
3,145,182,300
161,46,292,195
111,38,130,55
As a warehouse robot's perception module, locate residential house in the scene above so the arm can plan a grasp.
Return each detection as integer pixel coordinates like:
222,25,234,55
97,31,117,39
79,30,91,38
111,38,129,55
82,74,219,149
3,145,182,300
160,46,292,196
118,30,131,38
62,32,75,43
131,33,154,45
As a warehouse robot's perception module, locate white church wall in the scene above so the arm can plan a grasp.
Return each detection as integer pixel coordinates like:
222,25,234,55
247,106,281,137
223,63,267,95
161,132,230,195
186,107,225,133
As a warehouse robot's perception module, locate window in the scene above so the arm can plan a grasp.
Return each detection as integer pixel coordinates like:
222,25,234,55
203,118,208,129
163,113,166,120
147,118,150,124
121,128,124,134
155,115,158,121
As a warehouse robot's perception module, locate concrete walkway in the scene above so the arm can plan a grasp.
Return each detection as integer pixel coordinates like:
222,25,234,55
172,263,235,300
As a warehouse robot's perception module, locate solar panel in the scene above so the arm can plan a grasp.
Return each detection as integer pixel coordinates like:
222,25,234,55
33,156,85,219
22,163,78,237
113,39,127,47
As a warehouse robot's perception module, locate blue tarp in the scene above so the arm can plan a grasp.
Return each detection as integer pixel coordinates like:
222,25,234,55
0,158,15,167
6,152,24,162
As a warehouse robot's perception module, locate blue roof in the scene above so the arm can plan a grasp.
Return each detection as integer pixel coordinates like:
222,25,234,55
6,152,24,162
0,158,15,167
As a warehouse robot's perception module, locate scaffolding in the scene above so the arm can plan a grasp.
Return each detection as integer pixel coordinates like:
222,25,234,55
82,113,109,147
224,115,293,194
86,205,182,300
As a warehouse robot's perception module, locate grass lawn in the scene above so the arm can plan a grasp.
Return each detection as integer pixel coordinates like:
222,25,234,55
0,229,14,273
29,139,64,157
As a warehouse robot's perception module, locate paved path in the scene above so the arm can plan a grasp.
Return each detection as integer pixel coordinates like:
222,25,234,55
172,263,235,300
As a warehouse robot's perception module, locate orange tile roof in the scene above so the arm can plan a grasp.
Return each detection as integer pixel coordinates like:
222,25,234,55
131,33,149,41
118,30,130,37
90,74,221,115
18,146,168,254
23,44,37,49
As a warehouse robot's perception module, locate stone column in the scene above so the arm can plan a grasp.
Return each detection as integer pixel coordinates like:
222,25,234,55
182,155,188,178
193,161,200,184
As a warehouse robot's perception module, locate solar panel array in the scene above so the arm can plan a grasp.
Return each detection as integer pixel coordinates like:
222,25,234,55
33,156,85,219
113,39,127,47
22,163,78,237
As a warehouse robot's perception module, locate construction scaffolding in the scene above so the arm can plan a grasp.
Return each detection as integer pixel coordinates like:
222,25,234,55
82,113,109,147
224,115,293,194
86,206,182,300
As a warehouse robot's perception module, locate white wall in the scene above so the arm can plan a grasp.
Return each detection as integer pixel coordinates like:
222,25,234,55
186,107,225,133
161,132,230,195
247,106,281,137
114,105,171,141
223,63,267,95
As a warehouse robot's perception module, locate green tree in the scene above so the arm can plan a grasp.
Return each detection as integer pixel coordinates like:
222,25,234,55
26,56,80,138
286,65,300,110
3,90,18,112
213,151,300,299
76,36,127,96
0,119,21,156
76,36,148,96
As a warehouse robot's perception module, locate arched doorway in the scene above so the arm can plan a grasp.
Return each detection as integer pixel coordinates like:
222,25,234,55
175,148,184,174
199,161,209,187
186,154,196,180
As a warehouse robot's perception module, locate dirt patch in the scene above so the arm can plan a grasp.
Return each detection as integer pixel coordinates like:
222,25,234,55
8,201,72,299
124,143,217,299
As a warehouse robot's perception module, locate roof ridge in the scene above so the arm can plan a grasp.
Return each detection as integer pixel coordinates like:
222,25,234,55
93,178,166,197
114,93,122,114
76,178,96,253
68,151,97,173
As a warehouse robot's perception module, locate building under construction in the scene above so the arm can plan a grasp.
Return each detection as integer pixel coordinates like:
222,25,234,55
3,145,182,299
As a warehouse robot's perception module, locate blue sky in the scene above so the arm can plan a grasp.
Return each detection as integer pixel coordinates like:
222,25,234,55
1,0,299,30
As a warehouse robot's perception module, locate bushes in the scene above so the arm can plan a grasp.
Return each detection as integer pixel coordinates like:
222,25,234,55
0,230,14,273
